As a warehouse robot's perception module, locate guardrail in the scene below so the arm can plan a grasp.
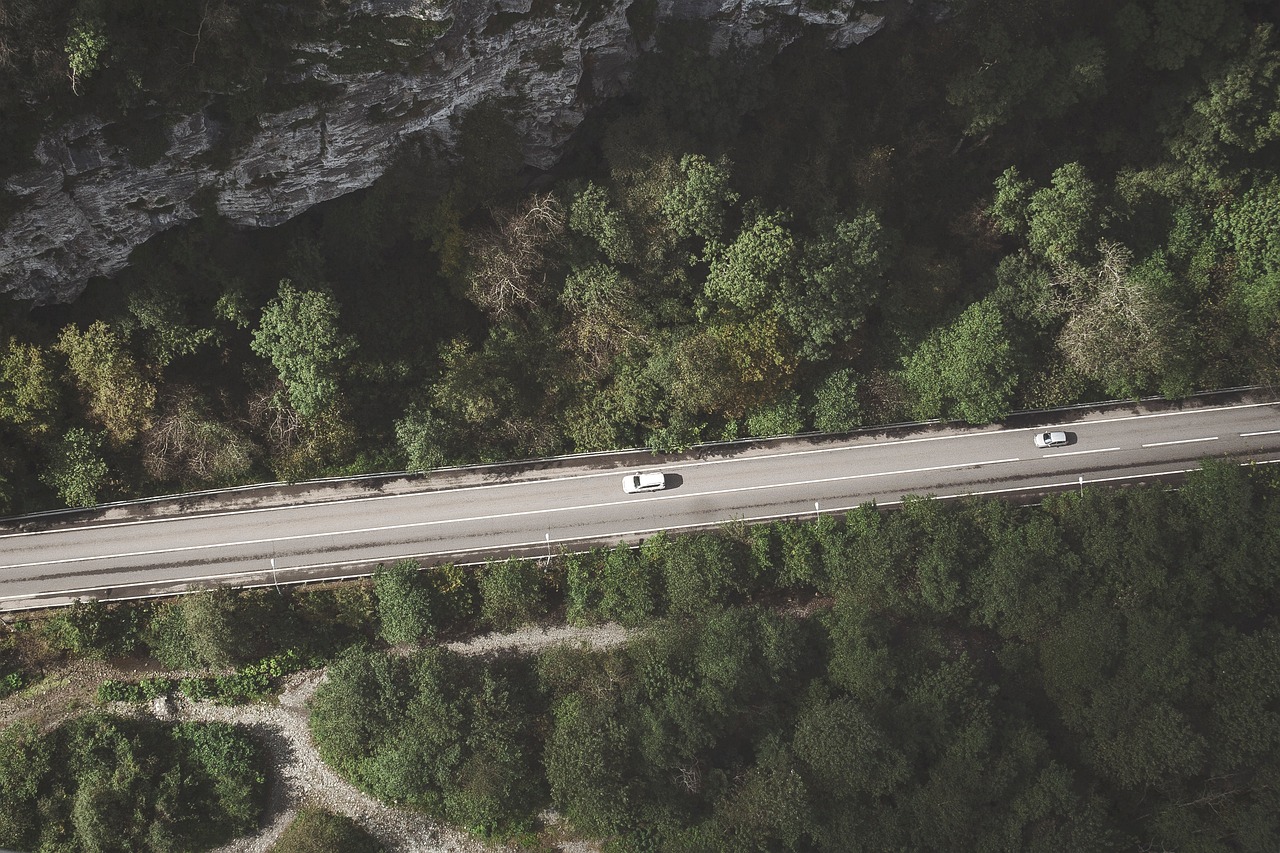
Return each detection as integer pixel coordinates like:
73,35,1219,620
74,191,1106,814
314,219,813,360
2,384,1275,526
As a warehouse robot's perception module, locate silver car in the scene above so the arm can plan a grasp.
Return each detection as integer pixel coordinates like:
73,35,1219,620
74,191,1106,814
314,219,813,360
1034,431,1069,448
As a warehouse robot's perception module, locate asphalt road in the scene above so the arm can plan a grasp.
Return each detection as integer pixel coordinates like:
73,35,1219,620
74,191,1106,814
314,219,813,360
2,397,1278,611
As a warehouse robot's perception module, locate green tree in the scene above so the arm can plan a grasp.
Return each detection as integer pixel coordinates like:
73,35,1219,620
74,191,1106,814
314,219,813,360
0,722,52,849
660,153,739,244
1190,24,1280,154
55,321,157,444
147,588,249,670
990,166,1034,235
43,598,140,658
1026,162,1108,266
65,15,106,94
375,560,435,645
705,210,797,311
660,533,745,615
395,401,452,471
1215,176,1280,334
901,299,1019,423
597,542,662,626
745,390,803,438
793,684,908,800
569,182,637,265
0,338,57,435
810,368,862,433
42,427,108,507
251,280,356,419
785,211,890,359
126,283,216,366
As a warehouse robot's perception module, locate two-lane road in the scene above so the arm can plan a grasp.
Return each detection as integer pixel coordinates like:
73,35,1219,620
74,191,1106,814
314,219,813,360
2,399,1277,610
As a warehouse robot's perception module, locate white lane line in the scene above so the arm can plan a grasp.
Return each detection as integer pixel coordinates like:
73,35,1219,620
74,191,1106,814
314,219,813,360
1241,429,1280,437
1142,437,1219,448
11,456,1280,607
0,457,1023,571
1042,447,1121,457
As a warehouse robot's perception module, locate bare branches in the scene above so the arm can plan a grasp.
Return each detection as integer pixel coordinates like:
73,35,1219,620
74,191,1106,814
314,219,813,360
1049,240,1177,393
465,193,567,318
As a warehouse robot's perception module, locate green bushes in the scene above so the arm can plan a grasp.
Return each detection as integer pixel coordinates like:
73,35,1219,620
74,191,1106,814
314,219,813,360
308,646,544,837
0,716,265,852
98,649,309,705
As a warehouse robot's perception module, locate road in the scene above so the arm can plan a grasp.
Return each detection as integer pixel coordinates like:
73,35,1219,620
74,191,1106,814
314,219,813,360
1,396,1277,611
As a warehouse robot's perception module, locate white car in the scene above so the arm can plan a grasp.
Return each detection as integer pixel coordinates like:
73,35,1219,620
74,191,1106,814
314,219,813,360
622,471,667,493
1034,431,1069,448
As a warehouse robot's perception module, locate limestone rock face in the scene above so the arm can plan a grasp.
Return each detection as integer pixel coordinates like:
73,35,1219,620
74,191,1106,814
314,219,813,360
0,0,890,304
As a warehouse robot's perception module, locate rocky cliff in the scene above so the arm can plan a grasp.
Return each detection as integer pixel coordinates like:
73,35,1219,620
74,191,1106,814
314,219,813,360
0,0,891,304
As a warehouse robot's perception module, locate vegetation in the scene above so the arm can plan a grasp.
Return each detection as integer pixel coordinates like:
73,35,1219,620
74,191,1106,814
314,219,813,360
4,1,1280,846
0,715,266,852
270,806,384,853
302,461,1280,849
0,0,1277,509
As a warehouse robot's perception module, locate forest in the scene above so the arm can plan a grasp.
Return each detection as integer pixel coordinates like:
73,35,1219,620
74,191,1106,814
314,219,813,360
0,0,1278,510
2,462,1276,850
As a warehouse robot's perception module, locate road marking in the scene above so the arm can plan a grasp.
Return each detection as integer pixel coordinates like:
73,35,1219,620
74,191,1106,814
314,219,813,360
1042,447,1120,457
11,456,1280,608
0,458,1021,571
1142,437,1219,448
1241,429,1280,437
1063,400,1277,428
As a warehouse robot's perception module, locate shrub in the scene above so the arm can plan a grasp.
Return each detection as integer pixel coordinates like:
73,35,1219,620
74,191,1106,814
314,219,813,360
98,680,144,703
478,558,545,631
270,806,384,853
375,560,435,645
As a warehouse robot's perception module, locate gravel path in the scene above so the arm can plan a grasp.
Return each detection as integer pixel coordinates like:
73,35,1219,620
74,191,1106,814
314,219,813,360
0,623,629,851
171,624,631,852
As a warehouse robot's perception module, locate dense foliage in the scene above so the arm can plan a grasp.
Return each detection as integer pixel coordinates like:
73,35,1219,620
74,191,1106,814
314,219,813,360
0,715,266,852
2,0,1279,510
309,462,1280,849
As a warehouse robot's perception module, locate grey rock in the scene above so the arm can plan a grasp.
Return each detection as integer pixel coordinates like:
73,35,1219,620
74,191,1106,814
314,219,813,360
1,0,893,304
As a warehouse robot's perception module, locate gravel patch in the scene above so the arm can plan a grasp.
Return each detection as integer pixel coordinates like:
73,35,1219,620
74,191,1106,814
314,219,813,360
445,622,632,657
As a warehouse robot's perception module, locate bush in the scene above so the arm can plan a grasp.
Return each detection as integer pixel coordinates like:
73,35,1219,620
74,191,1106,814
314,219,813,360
375,560,435,645
0,716,266,851
98,680,144,703
271,806,384,853
146,589,248,670
43,599,144,659
478,558,546,631
426,563,479,628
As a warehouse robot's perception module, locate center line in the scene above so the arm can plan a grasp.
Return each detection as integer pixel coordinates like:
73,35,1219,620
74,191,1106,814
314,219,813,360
1241,429,1280,437
0,457,1023,571
1142,437,1219,448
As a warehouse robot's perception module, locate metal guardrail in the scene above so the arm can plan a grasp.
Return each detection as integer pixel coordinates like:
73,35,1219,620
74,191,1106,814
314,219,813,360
2,384,1275,525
